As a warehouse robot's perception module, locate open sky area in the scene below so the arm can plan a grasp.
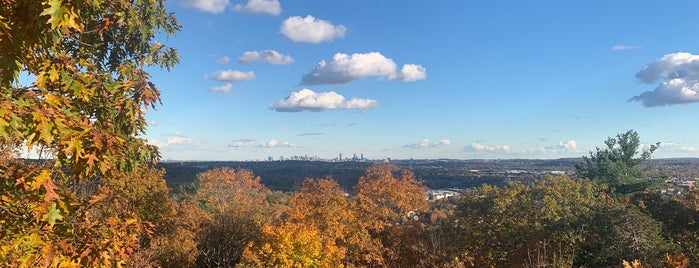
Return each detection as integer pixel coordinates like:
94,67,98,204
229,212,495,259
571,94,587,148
144,0,699,161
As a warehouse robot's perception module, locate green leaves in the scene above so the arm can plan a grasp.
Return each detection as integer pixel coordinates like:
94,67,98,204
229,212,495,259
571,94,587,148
576,130,660,195
2,0,180,265
40,0,83,32
42,203,63,227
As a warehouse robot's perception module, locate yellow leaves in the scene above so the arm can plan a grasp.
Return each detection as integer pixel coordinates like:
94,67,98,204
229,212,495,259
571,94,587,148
40,0,84,32
356,164,428,231
622,259,645,268
242,222,335,268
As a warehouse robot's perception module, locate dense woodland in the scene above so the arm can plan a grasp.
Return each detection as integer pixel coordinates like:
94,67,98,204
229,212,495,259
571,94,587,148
2,1,699,267
157,157,699,193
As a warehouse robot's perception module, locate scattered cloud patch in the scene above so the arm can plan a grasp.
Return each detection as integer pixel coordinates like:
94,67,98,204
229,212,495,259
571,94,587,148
153,132,197,147
658,142,698,153
181,0,229,13
239,50,294,65
629,52,699,107
147,139,165,148
403,138,451,149
234,0,281,15
206,69,255,82
270,88,379,112
208,83,233,94
168,136,195,145
298,132,324,136
216,56,231,64
260,139,294,148
399,64,427,82
612,44,642,51
301,52,427,85
280,15,346,43
465,143,512,152
228,138,294,148
681,146,698,152
547,140,578,150
228,138,257,148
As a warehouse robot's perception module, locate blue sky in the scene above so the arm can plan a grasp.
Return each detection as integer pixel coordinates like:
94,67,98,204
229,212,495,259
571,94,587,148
144,0,699,161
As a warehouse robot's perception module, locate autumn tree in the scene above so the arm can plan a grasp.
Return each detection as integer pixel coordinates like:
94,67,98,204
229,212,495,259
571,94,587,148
455,176,607,267
577,200,679,267
186,167,273,267
241,178,382,267
631,188,699,264
355,164,430,266
576,130,660,194
0,0,179,266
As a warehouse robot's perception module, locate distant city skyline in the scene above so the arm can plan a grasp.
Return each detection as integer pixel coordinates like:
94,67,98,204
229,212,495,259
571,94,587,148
144,0,699,161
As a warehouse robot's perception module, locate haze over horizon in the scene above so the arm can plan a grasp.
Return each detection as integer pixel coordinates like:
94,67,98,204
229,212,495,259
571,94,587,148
142,0,699,161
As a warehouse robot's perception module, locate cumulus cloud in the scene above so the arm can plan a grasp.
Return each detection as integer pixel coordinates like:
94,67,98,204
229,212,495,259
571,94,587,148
234,0,281,15
260,139,294,148
149,132,199,149
301,52,427,85
547,140,578,150
612,44,642,51
629,52,699,107
208,83,233,94
238,50,294,65
400,64,428,82
160,132,196,146
181,0,229,13
280,15,346,43
216,56,231,64
403,138,451,149
465,143,512,152
270,88,379,112
206,69,255,82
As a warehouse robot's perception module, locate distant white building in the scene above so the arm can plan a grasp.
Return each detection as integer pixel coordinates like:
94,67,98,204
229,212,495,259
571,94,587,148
427,189,460,201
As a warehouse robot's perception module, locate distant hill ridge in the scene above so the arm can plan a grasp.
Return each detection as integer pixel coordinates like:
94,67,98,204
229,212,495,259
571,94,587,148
158,158,699,192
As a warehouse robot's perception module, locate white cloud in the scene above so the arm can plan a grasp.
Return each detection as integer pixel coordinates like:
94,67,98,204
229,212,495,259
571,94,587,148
270,88,379,112
209,83,233,94
301,52,427,85
147,139,165,148
466,143,512,152
234,0,281,15
167,136,194,145
680,146,697,152
547,140,578,150
629,52,699,107
280,15,346,43
228,138,257,148
181,0,229,13
658,142,698,153
403,138,451,149
612,44,642,51
216,56,231,64
238,50,294,65
399,64,427,82
260,139,294,148
205,69,255,82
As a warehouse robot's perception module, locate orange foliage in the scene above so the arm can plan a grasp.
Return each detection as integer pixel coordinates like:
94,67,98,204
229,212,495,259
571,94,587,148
189,167,273,267
356,164,429,232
